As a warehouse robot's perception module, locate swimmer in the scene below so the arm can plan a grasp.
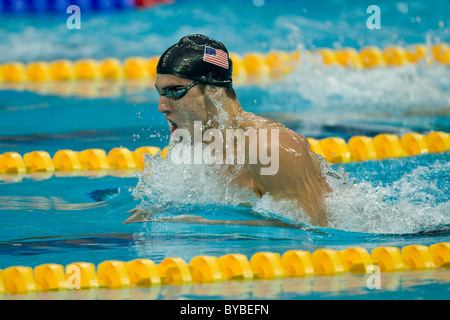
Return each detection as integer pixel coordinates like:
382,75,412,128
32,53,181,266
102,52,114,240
126,34,331,227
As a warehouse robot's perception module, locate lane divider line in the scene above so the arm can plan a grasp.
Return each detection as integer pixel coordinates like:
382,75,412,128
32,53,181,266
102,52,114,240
0,242,448,294
1,131,448,178
0,44,448,84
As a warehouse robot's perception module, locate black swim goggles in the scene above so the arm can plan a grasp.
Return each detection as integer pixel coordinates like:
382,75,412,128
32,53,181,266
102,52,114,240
156,81,199,100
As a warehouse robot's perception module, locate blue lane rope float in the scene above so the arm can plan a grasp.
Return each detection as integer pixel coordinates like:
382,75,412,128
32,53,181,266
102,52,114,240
0,0,171,13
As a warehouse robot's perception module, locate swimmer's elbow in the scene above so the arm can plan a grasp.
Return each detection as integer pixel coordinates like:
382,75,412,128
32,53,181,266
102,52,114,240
313,210,328,228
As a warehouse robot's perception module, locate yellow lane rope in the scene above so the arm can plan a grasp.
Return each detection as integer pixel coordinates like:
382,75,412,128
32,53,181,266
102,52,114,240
0,132,448,178
0,242,448,294
0,44,448,84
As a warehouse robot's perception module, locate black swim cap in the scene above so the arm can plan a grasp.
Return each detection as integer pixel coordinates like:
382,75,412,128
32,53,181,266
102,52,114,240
157,34,233,88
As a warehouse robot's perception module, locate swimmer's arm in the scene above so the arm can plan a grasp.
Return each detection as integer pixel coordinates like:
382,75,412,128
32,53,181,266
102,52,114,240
248,131,329,227
123,201,252,224
123,207,285,226
123,206,159,224
124,213,327,233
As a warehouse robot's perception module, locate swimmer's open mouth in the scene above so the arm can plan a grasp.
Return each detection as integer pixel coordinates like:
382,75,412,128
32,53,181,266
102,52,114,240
168,119,178,134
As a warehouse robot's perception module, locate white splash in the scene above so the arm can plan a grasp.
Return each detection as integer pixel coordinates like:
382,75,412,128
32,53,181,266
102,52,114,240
131,150,258,217
131,146,449,235
325,160,450,234
273,56,450,116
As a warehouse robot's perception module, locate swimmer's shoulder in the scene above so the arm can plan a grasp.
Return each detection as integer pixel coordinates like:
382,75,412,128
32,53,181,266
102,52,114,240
238,112,311,157
239,112,283,129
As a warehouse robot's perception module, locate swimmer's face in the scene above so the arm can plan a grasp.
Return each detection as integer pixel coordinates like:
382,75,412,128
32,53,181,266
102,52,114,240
155,74,209,138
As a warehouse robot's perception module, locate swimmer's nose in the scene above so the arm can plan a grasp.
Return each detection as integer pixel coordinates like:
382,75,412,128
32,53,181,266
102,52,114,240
158,96,173,114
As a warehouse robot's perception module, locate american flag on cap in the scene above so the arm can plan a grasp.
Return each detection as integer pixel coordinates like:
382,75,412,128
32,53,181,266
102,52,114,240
203,46,229,69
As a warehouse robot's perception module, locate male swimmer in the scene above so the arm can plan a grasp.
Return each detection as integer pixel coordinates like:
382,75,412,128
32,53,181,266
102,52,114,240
126,34,331,227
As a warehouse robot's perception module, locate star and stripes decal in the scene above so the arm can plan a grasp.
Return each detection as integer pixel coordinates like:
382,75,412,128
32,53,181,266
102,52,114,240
203,46,229,69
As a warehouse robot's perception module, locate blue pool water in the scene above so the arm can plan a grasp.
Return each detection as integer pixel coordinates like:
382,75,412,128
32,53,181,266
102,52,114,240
0,0,449,299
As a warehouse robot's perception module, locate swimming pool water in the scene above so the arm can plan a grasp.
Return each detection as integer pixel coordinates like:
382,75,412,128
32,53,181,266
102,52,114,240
1,0,449,62
0,151,448,299
0,0,449,299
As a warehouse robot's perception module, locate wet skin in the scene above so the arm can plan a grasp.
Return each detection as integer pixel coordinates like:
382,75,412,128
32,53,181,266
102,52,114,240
126,74,331,227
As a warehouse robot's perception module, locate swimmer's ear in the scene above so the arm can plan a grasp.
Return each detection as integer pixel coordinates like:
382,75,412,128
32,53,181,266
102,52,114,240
205,85,224,100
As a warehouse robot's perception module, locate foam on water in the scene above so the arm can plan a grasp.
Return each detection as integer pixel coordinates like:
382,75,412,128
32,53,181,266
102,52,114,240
131,149,449,235
128,42,450,235
131,55,449,234
325,160,450,234
268,57,450,116
131,150,259,219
